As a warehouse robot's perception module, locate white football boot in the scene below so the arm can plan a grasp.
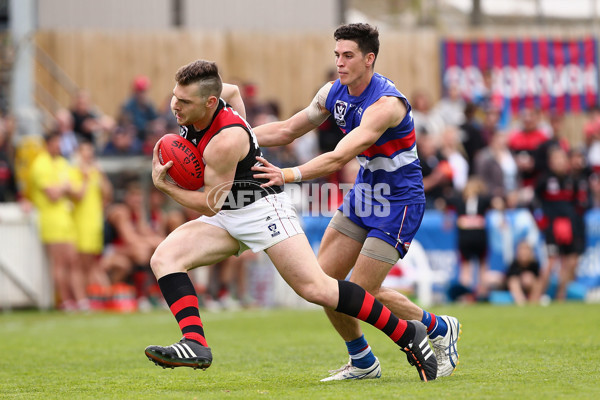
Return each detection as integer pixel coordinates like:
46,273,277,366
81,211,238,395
429,315,461,378
320,357,381,382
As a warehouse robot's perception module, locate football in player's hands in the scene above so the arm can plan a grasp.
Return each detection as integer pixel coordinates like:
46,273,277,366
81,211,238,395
158,134,204,190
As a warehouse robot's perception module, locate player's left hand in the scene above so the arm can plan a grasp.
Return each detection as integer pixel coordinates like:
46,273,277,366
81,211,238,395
252,156,284,187
152,139,174,191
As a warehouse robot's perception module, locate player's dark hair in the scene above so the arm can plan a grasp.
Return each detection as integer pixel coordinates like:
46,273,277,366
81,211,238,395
43,128,61,143
175,60,223,99
334,23,379,65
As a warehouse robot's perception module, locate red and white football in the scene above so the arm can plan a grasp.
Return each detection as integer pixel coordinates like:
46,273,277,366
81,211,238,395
157,133,204,190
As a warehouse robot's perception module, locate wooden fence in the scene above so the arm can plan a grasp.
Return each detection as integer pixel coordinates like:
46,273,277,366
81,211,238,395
33,29,440,120
34,28,592,143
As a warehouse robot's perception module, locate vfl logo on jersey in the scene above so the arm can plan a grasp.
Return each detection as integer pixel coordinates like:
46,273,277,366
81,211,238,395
179,126,188,138
334,100,348,127
179,126,198,145
268,223,280,237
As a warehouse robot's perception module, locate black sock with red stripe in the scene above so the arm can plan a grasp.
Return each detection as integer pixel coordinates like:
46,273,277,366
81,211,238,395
335,280,415,348
158,272,208,347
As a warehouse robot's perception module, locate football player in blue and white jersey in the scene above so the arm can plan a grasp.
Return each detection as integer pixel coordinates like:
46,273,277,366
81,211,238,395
253,23,460,381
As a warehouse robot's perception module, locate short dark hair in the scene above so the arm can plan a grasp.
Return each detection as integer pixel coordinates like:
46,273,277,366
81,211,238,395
175,60,223,98
334,23,379,62
44,128,61,143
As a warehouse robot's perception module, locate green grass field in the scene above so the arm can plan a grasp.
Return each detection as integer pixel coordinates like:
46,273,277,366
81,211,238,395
1,303,599,399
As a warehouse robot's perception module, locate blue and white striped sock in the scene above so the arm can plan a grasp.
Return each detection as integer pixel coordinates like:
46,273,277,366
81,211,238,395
346,334,377,369
421,310,448,339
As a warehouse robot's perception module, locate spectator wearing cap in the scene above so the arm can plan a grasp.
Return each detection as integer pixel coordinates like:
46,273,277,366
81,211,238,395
120,75,158,142
240,82,262,127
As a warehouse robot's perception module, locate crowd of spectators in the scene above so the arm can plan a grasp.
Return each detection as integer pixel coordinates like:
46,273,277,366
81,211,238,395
1,71,600,311
418,85,600,304
0,76,257,311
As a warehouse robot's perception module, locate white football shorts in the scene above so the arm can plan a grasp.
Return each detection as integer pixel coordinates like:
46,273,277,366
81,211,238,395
198,192,304,255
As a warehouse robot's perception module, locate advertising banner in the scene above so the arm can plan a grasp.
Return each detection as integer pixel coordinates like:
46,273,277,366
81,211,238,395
441,38,599,113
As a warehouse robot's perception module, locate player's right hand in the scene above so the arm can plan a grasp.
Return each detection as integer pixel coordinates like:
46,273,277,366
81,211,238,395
252,156,284,187
151,139,174,191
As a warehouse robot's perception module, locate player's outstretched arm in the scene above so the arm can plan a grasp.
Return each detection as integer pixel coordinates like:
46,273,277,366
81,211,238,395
253,82,331,147
252,107,318,147
253,96,405,186
221,83,246,119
